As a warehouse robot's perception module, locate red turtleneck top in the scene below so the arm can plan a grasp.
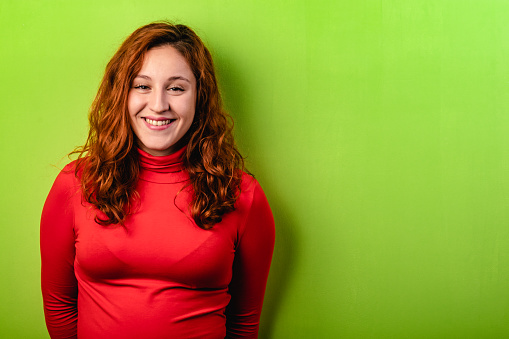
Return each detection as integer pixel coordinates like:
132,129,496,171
40,148,275,339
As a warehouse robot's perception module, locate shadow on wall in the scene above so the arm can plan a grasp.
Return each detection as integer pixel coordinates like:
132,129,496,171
213,49,299,339
259,194,298,339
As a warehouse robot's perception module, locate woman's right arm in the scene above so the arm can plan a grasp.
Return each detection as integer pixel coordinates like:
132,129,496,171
40,167,78,339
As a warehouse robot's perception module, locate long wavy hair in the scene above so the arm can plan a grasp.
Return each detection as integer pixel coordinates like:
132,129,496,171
72,22,246,229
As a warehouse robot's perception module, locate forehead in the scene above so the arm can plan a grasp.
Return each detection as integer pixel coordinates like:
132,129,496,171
138,45,194,80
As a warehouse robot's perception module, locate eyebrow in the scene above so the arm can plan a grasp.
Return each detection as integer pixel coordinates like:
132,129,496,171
134,75,192,83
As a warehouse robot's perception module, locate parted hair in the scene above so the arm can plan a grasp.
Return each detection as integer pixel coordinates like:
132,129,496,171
72,22,246,229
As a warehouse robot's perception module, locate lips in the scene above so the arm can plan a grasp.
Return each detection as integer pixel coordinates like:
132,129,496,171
143,117,176,126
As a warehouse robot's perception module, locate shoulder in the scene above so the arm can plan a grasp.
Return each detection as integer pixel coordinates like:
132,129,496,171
42,161,81,224
61,160,80,181
238,172,266,203
49,160,81,197
234,172,275,245
236,172,273,221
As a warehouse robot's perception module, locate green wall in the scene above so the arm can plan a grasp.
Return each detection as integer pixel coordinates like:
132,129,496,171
1,0,508,338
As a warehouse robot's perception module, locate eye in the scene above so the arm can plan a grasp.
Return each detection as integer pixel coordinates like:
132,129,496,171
133,85,150,90
169,86,184,92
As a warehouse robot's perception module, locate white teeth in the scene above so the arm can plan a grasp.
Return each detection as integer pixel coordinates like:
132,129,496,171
145,118,172,126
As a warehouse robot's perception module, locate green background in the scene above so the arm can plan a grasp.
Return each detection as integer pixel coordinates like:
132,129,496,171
1,0,508,338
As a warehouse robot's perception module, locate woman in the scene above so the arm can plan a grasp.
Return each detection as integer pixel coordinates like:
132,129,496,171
41,22,275,339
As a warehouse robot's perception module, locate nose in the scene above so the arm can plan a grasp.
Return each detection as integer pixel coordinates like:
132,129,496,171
149,88,169,113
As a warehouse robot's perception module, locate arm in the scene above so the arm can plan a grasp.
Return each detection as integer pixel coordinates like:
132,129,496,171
40,167,78,339
226,180,275,338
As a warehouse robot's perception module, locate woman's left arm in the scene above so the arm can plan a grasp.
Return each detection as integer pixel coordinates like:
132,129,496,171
225,180,275,338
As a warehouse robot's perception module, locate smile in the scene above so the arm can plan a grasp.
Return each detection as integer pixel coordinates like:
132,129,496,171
143,118,175,126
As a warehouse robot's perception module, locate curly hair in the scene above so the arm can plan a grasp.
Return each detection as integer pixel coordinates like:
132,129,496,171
72,22,246,229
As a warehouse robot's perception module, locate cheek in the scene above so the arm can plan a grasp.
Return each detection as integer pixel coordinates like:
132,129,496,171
186,100,196,119
174,95,196,120
127,93,142,118
185,102,196,125
186,93,197,118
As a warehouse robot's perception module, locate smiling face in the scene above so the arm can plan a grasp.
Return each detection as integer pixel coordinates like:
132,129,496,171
128,45,197,156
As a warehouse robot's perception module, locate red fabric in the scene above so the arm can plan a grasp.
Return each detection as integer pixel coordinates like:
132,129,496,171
40,148,275,339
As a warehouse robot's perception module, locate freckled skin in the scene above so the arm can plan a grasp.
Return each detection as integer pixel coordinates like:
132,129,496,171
128,46,197,156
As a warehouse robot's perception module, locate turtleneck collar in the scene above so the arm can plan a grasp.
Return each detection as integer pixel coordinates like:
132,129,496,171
137,146,189,184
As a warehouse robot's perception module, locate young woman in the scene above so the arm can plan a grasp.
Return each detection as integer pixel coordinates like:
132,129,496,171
41,22,275,339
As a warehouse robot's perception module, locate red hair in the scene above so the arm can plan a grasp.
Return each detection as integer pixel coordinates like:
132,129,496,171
72,22,246,229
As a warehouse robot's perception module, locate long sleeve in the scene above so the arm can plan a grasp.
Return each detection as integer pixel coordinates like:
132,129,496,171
225,181,275,338
40,166,78,339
